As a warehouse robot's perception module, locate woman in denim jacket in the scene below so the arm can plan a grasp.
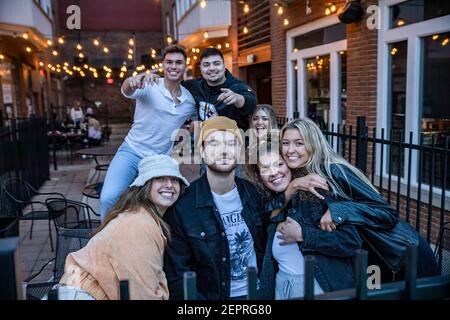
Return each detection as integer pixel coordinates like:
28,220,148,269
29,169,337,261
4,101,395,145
245,142,362,299
280,118,439,283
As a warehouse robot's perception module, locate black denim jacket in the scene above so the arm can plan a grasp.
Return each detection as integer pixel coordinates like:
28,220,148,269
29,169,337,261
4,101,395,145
258,192,361,299
163,174,268,300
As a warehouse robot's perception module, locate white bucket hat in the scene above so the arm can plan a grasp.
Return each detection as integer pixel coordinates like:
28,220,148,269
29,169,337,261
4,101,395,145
129,154,190,187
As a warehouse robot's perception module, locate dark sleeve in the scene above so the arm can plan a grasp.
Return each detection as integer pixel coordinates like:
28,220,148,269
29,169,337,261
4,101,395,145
297,213,362,258
231,82,256,117
163,205,206,300
325,165,399,229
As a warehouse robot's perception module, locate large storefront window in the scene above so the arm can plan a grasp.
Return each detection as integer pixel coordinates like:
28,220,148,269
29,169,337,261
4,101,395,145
306,54,330,128
288,17,347,128
379,1,449,190
421,31,450,188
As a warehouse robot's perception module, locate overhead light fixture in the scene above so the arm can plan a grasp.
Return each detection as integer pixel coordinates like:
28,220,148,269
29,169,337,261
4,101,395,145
200,0,206,9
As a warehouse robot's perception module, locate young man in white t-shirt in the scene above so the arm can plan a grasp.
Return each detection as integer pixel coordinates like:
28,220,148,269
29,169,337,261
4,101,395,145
100,45,196,220
163,116,267,300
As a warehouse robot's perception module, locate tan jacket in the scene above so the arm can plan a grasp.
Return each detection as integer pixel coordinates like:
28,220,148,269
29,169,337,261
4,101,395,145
59,208,169,300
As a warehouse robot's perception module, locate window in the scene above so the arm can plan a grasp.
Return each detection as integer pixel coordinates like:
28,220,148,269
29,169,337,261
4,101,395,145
293,23,346,51
377,0,450,191
306,54,330,128
390,0,450,29
287,16,347,128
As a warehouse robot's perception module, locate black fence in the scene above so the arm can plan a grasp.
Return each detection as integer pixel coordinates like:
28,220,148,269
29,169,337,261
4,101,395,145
277,116,449,246
177,245,450,300
0,117,49,218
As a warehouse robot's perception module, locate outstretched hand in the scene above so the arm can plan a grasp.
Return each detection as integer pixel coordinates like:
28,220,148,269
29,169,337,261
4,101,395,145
127,71,160,90
216,88,245,107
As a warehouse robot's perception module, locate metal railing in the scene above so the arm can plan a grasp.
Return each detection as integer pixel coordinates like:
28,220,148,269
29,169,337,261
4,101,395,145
277,116,449,245
180,245,450,300
0,116,49,218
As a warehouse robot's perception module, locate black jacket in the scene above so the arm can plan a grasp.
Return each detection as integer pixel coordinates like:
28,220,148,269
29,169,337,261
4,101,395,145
182,70,256,130
323,164,419,273
258,191,361,299
163,174,268,300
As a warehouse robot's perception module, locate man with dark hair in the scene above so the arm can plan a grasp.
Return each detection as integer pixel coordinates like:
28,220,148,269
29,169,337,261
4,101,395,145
183,48,256,131
100,44,196,220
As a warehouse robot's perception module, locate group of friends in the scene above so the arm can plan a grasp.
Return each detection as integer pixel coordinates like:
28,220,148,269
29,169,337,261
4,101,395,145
53,45,439,300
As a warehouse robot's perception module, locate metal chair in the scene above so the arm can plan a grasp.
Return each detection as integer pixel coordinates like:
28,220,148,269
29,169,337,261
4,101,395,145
25,198,100,300
434,221,450,275
1,178,65,252
45,198,100,280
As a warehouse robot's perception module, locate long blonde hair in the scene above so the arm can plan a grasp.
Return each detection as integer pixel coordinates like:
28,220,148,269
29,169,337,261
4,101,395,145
281,118,378,199
93,179,171,241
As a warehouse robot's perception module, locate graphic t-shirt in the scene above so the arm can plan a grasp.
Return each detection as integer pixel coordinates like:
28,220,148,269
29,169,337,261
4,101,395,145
212,186,257,298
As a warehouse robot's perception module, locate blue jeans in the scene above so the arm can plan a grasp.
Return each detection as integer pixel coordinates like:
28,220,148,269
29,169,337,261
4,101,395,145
99,141,142,220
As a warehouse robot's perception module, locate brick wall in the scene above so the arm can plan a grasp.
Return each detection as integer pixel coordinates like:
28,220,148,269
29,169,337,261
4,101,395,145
270,0,379,131
56,30,163,122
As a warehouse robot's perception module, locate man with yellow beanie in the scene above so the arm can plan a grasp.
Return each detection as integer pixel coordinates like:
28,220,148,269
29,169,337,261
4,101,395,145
163,116,267,300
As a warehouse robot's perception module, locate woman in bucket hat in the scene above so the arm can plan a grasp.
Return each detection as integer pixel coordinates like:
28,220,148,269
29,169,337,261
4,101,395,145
57,154,189,300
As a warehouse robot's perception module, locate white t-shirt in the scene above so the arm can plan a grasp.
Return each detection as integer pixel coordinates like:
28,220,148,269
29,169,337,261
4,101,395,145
212,186,258,298
122,78,196,157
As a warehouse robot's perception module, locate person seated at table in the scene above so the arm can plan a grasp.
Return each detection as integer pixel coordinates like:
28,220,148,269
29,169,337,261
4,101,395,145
84,113,102,147
57,154,189,300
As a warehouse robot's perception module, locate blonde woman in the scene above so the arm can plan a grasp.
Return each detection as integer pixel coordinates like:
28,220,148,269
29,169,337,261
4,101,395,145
249,104,278,141
280,118,439,282
57,154,189,300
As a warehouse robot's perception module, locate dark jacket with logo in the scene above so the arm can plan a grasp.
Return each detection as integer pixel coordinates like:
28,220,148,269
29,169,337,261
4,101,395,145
182,69,256,130
258,191,362,299
163,174,268,300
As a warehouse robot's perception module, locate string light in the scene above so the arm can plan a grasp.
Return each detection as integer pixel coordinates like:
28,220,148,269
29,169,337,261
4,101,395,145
129,38,134,46
204,31,209,39
442,38,449,46
325,7,331,15
93,38,100,46
331,3,336,12
391,47,398,55
128,48,133,54
78,52,84,58
0,54,5,60
397,19,405,26
244,4,250,14
39,61,44,66
47,39,53,46
76,43,82,50
284,18,289,26
200,0,206,8
22,32,29,39
128,54,133,60
103,47,109,53
277,6,283,15
167,36,173,44
58,37,64,44
25,47,32,53
243,27,249,34
432,35,439,40
52,50,58,56
225,43,230,48
217,44,222,49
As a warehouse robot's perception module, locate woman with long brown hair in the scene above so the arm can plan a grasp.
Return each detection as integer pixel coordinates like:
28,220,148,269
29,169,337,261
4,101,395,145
57,154,189,300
